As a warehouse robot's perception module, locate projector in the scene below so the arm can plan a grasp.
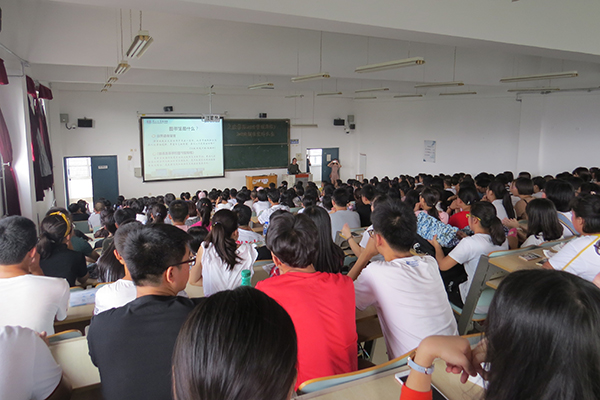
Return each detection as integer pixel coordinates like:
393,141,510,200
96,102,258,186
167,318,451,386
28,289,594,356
204,114,222,122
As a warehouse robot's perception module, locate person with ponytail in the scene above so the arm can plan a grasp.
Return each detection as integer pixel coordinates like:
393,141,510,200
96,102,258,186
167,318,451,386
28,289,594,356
148,203,167,224
414,187,448,223
189,209,257,295
486,180,515,221
38,212,89,287
430,201,507,312
190,198,213,231
544,194,600,282
448,185,479,229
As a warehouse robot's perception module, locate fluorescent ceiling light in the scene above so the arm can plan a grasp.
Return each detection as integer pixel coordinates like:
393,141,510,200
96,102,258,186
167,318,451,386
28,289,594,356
355,57,425,73
394,94,423,98
101,88,108,92
291,124,318,128
439,91,477,96
355,87,389,93
291,72,330,82
114,60,130,75
126,30,154,58
107,76,118,83
507,87,560,93
285,94,304,98
103,83,112,89
248,82,274,90
415,81,464,88
316,92,342,96
354,96,377,100
500,71,578,83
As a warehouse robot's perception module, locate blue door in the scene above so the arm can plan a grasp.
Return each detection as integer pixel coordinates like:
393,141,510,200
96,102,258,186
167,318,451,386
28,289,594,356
321,148,339,184
91,156,119,205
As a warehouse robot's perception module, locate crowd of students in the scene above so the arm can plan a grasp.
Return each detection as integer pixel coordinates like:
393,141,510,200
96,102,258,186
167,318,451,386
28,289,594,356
1,165,600,400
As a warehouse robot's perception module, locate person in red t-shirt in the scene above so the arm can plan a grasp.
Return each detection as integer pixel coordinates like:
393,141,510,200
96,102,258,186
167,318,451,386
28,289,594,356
448,185,479,229
256,212,358,390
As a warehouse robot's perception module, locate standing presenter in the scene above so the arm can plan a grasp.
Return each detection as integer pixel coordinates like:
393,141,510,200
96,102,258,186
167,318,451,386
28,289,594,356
328,159,341,183
288,158,300,175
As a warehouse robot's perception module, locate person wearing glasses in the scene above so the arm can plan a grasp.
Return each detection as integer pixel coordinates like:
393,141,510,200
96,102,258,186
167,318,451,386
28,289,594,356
87,224,204,400
430,201,507,314
188,209,257,296
349,198,457,360
543,194,600,282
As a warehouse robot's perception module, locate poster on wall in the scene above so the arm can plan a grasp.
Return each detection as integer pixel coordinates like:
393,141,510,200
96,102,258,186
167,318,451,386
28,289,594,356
423,140,436,163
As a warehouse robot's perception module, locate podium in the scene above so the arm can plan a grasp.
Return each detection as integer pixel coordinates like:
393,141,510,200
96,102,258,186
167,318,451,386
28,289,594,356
282,173,312,186
246,174,278,189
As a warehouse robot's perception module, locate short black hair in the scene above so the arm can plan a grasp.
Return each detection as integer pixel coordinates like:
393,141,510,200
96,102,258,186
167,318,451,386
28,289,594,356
361,184,375,202
187,226,209,254
113,220,143,254
266,213,317,268
0,216,37,265
371,197,416,252
332,188,350,207
514,177,534,196
257,189,268,202
266,189,280,203
571,194,600,234
114,208,137,226
101,209,117,234
233,204,252,226
169,200,189,222
122,224,191,286
545,179,575,212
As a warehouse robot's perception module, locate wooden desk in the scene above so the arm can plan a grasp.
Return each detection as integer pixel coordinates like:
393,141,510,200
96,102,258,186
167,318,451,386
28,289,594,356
55,304,95,326
356,306,378,324
246,174,277,189
296,359,483,400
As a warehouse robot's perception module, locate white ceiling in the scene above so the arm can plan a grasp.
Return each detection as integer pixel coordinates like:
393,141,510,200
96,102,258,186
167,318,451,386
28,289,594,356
3,0,600,98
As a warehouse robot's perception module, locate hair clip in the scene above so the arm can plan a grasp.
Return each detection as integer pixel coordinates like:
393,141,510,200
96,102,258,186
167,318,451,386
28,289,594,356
49,211,72,237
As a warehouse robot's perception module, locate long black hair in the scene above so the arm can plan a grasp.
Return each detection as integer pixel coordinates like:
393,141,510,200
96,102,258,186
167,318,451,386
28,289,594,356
203,209,240,271
419,187,440,220
488,180,515,219
469,201,505,246
525,199,563,242
37,212,71,260
302,206,345,273
196,198,213,228
172,287,297,400
485,269,600,400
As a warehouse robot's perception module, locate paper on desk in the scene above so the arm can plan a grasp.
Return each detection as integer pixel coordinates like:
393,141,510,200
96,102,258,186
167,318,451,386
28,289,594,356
467,374,487,389
69,288,99,307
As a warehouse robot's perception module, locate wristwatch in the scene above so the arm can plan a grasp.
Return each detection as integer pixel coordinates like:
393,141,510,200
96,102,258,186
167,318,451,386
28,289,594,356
408,350,435,375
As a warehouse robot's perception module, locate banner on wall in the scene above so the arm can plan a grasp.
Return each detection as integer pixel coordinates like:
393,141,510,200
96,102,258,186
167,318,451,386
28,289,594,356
423,140,436,163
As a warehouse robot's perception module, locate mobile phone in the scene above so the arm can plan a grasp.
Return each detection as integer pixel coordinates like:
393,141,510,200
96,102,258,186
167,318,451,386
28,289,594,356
395,371,449,400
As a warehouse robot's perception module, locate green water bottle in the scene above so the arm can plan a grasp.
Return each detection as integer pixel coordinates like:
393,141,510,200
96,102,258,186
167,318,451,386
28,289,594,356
241,269,251,287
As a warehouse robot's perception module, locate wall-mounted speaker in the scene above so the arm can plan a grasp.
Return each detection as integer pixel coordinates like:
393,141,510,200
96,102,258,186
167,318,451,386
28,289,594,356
333,118,345,126
77,118,94,128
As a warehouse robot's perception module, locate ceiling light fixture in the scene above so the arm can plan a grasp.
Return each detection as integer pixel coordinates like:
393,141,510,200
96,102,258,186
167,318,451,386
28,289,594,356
316,91,342,96
107,76,118,83
354,96,377,100
292,72,331,83
248,82,274,90
285,94,305,98
115,60,130,75
355,87,389,93
126,30,154,58
394,94,424,98
507,87,560,93
355,57,425,73
415,81,464,88
291,123,318,128
500,71,578,83
439,91,477,96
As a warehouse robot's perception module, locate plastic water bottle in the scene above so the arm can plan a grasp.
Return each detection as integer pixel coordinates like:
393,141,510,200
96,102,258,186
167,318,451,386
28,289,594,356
241,269,251,287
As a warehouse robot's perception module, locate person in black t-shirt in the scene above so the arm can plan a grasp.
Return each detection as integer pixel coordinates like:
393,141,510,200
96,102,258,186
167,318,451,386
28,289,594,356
288,158,301,175
87,224,203,400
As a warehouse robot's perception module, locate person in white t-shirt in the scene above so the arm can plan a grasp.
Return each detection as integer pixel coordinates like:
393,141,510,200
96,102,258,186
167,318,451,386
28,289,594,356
0,216,69,335
544,194,600,281
257,190,290,225
0,325,72,400
233,204,264,245
431,202,508,314
329,188,360,241
189,209,258,296
252,189,270,216
350,197,457,359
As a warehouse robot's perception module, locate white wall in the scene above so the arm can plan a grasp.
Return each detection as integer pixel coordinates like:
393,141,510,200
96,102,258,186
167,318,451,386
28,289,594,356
47,88,356,207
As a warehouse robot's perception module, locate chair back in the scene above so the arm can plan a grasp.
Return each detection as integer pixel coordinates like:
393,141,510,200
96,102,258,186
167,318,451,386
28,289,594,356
49,336,100,389
73,220,91,233
48,329,82,344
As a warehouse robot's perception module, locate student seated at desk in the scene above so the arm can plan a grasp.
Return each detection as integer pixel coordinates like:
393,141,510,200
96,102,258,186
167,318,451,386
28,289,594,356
252,189,270,216
256,212,357,390
349,198,457,360
510,178,535,220
517,199,563,247
88,224,204,400
545,179,578,237
257,189,290,225
38,212,88,287
544,194,600,282
430,202,508,313
0,325,72,400
189,210,257,296
233,204,263,245
87,201,105,232
400,269,600,400
329,188,361,241
0,217,69,335
169,200,190,231
173,287,297,400
303,206,345,273
189,198,212,230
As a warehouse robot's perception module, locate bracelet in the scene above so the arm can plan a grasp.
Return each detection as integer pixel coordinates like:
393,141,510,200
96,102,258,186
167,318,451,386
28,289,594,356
408,351,435,375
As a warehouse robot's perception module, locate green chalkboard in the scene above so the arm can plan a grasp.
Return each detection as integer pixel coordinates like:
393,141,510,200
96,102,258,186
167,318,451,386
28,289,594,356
223,119,290,170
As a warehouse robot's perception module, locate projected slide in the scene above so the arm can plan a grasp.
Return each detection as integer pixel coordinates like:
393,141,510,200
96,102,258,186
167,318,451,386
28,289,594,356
140,117,224,181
